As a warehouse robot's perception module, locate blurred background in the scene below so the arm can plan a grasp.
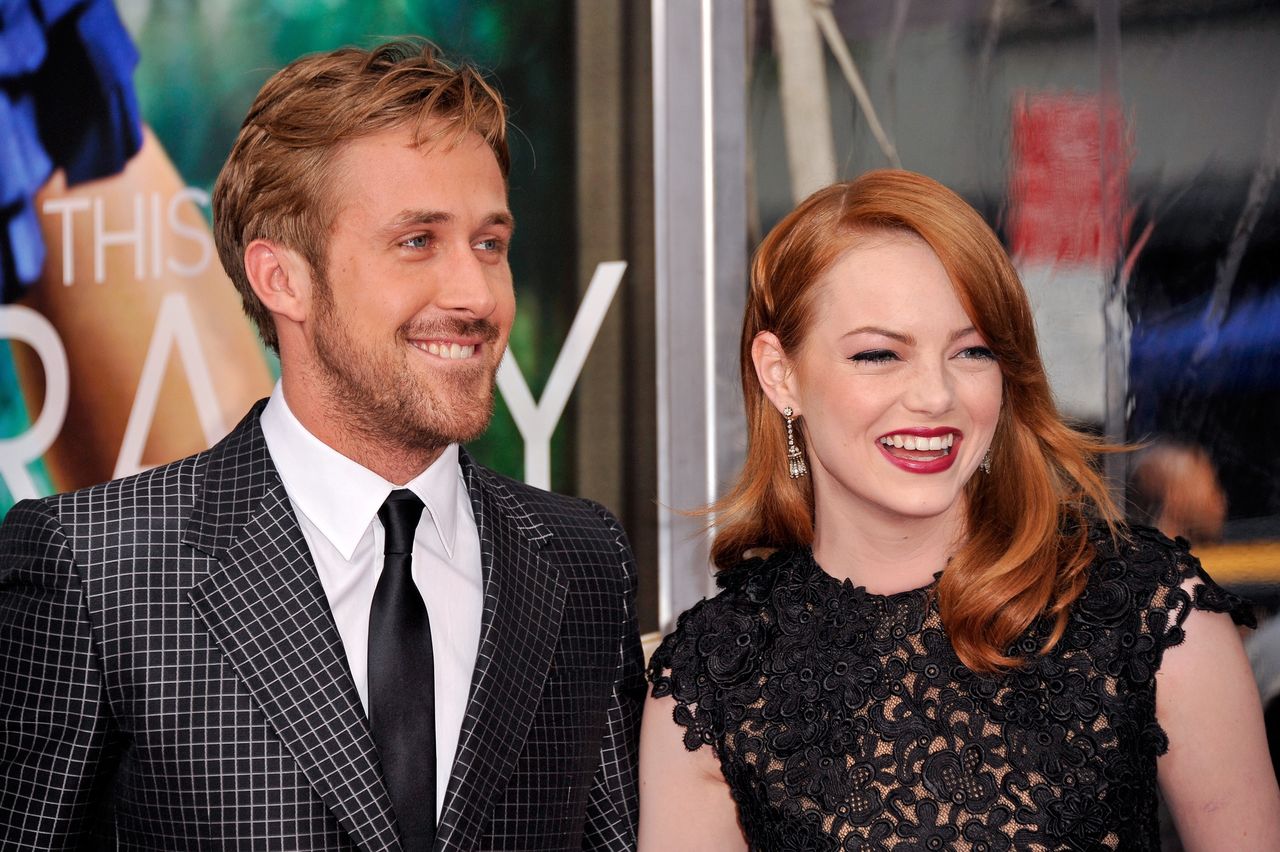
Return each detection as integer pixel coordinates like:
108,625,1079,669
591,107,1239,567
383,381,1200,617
3,1,1278,842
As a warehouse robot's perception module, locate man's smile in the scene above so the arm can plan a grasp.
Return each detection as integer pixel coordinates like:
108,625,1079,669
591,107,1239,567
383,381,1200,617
409,339,480,360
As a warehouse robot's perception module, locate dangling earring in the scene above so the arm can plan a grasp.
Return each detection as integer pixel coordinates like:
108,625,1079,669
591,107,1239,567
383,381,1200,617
784,406,807,479
980,450,992,474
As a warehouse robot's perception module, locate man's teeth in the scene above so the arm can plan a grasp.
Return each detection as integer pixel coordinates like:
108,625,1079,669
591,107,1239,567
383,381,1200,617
879,433,955,451
416,341,475,359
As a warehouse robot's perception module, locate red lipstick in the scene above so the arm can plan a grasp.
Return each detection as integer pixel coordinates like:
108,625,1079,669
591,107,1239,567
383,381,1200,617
877,428,962,474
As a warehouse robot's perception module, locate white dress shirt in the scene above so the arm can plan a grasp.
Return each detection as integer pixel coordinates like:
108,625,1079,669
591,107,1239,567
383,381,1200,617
259,382,484,819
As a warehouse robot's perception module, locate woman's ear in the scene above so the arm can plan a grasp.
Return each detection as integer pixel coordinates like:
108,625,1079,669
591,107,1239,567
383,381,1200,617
243,239,311,325
750,331,800,415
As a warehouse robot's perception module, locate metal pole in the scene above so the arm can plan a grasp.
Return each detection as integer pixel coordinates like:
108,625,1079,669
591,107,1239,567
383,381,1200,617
653,0,748,631
1096,0,1129,495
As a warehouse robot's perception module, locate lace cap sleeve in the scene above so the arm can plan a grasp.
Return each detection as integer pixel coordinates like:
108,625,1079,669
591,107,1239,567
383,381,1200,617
646,556,776,754
1103,525,1256,671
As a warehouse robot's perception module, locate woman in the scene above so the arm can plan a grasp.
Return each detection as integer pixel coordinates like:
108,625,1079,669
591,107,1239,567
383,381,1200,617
640,170,1280,850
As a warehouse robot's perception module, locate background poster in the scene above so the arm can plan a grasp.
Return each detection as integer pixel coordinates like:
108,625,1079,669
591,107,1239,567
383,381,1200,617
1,0,579,513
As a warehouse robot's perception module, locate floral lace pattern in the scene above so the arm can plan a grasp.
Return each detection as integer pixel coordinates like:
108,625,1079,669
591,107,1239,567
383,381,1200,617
648,525,1254,851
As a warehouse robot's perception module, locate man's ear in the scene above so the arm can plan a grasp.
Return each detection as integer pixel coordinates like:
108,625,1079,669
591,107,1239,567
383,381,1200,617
750,331,800,416
243,240,311,325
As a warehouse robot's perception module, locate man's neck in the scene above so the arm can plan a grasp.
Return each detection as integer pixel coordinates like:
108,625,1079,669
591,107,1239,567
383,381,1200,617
279,375,445,485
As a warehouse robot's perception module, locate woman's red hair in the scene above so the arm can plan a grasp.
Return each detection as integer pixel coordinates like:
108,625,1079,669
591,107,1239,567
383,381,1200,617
711,169,1121,672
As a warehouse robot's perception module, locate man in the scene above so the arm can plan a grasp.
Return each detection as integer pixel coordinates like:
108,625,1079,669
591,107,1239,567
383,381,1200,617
0,41,644,850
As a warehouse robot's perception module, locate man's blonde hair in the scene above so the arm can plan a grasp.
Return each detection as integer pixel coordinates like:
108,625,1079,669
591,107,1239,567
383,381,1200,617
212,40,509,352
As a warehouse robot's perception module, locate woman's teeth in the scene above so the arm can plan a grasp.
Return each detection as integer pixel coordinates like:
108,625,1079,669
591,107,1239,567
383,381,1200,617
879,433,955,451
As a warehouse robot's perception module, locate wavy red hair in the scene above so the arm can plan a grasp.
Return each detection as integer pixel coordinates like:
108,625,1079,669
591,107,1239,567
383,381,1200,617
711,169,1121,672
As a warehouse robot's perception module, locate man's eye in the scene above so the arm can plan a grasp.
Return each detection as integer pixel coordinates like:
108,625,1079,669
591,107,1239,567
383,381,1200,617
849,349,898,364
474,238,505,252
401,234,430,249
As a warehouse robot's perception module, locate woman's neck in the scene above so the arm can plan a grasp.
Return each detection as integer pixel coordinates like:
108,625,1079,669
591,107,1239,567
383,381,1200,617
810,498,966,594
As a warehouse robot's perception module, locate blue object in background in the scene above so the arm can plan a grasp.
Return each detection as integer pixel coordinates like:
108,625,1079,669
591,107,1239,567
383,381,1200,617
0,0,143,301
1131,287,1280,398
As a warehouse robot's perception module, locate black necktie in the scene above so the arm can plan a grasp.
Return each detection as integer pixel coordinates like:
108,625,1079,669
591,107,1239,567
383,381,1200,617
368,489,435,850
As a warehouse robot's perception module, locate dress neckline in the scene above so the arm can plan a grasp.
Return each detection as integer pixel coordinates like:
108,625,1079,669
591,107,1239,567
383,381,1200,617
789,546,943,602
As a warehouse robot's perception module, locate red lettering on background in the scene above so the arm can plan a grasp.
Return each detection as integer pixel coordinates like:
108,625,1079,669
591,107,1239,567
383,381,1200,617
1009,92,1133,265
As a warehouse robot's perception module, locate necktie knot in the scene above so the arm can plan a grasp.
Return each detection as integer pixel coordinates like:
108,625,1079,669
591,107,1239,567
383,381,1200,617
379,489,425,555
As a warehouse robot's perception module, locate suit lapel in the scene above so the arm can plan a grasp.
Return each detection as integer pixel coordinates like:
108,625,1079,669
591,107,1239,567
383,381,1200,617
435,452,568,850
183,405,401,852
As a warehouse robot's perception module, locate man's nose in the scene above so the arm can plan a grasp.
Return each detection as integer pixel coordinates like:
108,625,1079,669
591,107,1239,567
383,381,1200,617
436,246,500,318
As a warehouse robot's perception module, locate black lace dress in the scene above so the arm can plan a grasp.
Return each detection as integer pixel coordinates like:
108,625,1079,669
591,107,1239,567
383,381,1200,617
647,525,1254,851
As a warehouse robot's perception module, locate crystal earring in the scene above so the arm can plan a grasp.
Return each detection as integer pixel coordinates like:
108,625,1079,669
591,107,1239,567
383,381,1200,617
980,450,992,474
784,406,807,479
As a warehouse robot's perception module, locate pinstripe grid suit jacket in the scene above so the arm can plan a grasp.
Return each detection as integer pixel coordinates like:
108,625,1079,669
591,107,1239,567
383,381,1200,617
0,404,645,850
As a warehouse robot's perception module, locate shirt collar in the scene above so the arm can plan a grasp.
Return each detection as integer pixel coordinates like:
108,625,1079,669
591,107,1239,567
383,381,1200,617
259,382,462,560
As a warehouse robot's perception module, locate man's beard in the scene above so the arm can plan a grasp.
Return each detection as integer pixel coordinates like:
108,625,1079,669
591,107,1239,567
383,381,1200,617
309,273,504,454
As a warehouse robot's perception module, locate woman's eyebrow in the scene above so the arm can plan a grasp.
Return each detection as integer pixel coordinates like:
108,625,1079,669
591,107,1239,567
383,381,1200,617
841,326,914,345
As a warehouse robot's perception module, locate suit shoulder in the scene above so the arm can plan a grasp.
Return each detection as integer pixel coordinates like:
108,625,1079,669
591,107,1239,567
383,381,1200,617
9,448,211,539
479,465,623,532
11,403,268,531
472,466,635,582
0,464,206,579
0,494,71,565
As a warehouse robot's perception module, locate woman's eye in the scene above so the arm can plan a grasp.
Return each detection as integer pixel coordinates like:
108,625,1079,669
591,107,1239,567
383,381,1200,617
849,349,898,364
959,346,997,361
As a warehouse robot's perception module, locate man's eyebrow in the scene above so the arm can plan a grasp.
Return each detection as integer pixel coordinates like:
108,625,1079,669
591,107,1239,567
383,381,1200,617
483,211,516,233
381,209,516,234
382,209,452,233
